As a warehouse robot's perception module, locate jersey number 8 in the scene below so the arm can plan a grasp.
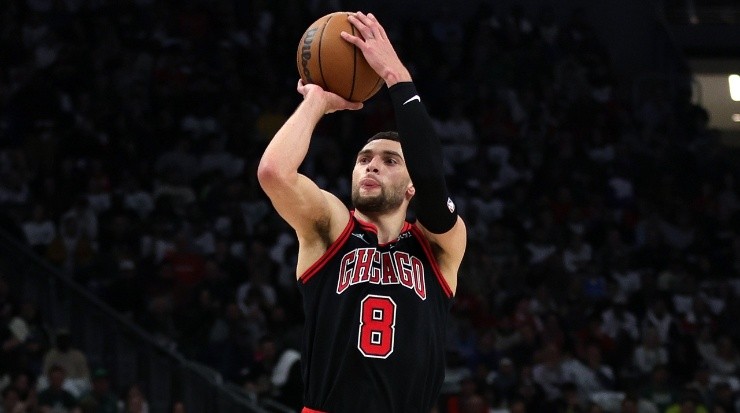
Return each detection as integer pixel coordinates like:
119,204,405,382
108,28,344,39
358,295,397,358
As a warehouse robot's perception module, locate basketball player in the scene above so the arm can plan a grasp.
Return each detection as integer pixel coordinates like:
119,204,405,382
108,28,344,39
257,12,467,413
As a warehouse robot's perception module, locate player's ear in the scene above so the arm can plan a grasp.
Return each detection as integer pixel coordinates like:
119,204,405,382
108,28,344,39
406,184,415,199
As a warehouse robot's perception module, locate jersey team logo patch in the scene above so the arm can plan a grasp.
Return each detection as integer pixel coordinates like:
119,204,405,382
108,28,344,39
447,197,456,213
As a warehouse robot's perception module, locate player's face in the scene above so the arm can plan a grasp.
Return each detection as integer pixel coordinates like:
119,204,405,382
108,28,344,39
351,139,413,214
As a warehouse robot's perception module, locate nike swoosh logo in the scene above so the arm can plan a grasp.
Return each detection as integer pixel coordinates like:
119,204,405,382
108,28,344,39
403,95,421,105
351,233,370,244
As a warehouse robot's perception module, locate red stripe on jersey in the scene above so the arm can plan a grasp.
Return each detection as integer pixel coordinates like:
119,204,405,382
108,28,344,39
410,224,453,297
352,211,378,234
401,221,412,233
299,217,355,284
302,408,327,413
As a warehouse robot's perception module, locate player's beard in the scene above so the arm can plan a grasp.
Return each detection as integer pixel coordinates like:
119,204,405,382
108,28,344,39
352,181,406,214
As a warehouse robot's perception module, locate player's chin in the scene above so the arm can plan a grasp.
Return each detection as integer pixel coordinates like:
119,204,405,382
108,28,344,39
352,194,384,211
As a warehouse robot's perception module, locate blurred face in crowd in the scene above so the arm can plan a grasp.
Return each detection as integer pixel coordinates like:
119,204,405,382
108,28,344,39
2,388,20,411
621,398,638,413
49,367,66,389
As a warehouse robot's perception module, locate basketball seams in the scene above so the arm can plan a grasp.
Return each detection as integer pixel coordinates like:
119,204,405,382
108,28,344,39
362,77,384,102
317,15,331,97
349,22,358,102
297,11,382,102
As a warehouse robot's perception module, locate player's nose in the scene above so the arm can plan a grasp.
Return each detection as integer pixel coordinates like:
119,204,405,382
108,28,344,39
365,156,381,172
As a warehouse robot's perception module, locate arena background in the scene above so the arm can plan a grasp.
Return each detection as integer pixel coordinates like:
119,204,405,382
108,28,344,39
1,0,739,412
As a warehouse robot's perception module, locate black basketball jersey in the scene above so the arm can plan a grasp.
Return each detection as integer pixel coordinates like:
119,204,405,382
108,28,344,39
297,211,454,413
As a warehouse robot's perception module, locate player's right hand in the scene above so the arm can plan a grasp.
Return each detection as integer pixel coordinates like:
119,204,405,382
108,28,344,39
297,79,363,114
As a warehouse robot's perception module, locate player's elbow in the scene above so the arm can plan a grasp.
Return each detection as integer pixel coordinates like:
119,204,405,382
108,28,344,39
257,157,292,190
257,158,280,187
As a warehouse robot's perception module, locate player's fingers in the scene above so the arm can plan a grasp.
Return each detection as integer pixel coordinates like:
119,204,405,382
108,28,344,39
340,31,364,47
352,11,372,25
349,12,376,41
367,13,388,40
347,13,367,31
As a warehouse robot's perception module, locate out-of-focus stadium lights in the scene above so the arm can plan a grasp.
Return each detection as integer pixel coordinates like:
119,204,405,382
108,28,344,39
732,114,740,123
730,74,740,101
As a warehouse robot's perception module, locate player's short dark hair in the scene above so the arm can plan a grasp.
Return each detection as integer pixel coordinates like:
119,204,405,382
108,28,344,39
366,131,400,144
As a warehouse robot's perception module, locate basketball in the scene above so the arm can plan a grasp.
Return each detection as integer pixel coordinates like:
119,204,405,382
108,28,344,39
296,12,383,103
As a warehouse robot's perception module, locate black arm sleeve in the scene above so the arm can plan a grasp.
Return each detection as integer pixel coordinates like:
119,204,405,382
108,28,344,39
389,81,458,234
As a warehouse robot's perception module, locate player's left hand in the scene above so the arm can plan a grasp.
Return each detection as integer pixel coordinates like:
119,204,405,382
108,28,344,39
341,12,411,87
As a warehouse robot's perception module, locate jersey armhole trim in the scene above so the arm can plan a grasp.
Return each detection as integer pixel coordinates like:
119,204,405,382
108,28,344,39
410,224,454,298
298,216,355,284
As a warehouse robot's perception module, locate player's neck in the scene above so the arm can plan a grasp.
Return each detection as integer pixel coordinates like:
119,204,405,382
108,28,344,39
354,209,406,244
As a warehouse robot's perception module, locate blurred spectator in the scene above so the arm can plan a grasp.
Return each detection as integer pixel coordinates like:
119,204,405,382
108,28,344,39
37,365,81,413
633,327,670,378
664,388,708,413
237,335,278,403
532,343,566,402
41,329,90,397
445,376,488,413
7,372,38,412
170,401,186,413
154,139,198,187
162,230,206,310
562,229,593,274
269,341,302,412
708,381,738,413
118,384,149,413
5,300,47,377
198,135,244,179
514,369,548,413
78,368,119,413
120,175,155,221
601,302,640,345
45,215,83,271
104,259,146,319
641,297,679,345
553,382,585,413
688,363,714,407
640,364,679,413
487,357,519,405
61,197,98,244
22,203,56,255
703,336,740,381
1,386,27,413
618,394,660,413
563,344,616,403
507,323,541,368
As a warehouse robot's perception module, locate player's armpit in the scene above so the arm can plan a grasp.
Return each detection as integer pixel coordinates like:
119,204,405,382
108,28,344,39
258,171,349,245
416,216,467,294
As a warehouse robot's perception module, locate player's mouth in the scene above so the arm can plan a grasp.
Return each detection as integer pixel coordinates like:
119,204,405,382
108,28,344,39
359,177,381,189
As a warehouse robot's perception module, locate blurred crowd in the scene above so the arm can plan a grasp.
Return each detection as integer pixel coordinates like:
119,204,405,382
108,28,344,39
1,0,740,413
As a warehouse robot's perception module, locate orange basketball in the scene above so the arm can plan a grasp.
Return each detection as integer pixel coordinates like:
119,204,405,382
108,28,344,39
296,12,384,103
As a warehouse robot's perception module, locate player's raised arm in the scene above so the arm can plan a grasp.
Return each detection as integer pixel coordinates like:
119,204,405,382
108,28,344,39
343,12,467,288
257,81,361,246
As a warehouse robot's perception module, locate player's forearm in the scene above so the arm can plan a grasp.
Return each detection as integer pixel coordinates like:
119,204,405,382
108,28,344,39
258,96,324,183
389,82,457,233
